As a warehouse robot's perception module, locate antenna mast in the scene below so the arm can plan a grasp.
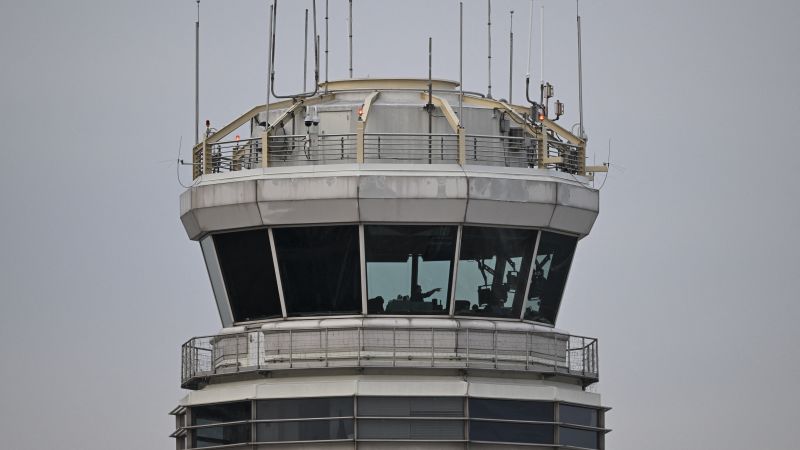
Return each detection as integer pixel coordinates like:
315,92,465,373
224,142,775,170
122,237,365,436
324,0,329,91
194,0,200,145
459,2,463,125
303,8,309,91
577,0,585,138
348,0,353,78
487,0,492,98
509,10,514,103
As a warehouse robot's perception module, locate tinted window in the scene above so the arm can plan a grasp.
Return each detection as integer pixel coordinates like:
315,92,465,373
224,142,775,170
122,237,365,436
359,419,464,440
365,225,456,315
560,404,598,427
454,227,537,318
256,397,354,420
256,419,354,442
273,226,362,316
469,398,553,422
192,402,251,425
560,426,599,449
470,421,554,444
525,231,578,324
194,424,250,448
214,230,282,322
358,397,463,417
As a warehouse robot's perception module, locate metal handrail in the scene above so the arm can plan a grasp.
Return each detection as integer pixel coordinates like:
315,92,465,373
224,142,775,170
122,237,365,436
180,326,599,389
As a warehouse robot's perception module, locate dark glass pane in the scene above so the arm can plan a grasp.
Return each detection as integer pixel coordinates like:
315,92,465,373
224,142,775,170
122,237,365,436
560,404,598,427
193,424,250,447
256,419,354,442
273,226,362,316
358,397,464,417
256,397,354,420
214,230,282,322
469,398,554,422
358,419,464,440
560,426,599,449
469,421,554,444
192,402,251,425
525,231,578,324
365,225,456,315
454,227,537,318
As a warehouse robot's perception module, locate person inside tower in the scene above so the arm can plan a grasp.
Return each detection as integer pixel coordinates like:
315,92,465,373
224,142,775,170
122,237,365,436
411,284,441,303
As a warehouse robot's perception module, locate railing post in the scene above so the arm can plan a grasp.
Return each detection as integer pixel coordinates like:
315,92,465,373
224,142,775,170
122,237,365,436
235,333,240,373
260,132,269,168
289,329,293,368
493,329,498,369
356,121,365,163
466,328,470,367
392,327,396,367
257,332,261,371
525,331,530,371
203,138,212,175
357,327,362,365
539,124,547,168
325,328,329,367
458,127,466,165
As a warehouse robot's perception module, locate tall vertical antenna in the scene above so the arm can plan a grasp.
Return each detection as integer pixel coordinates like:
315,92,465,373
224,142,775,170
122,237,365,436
576,0,585,138
194,0,200,145
487,0,492,98
540,4,544,85
324,0,329,91
265,3,273,129
526,0,533,78
459,2,464,126
427,37,433,164
348,0,353,78
509,10,514,103
303,8,309,91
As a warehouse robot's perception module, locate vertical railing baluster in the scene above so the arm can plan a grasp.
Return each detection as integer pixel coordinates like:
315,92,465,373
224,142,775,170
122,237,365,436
289,329,293,369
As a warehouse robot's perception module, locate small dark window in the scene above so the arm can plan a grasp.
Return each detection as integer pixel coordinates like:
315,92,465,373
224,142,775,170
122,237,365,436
454,227,538,318
273,226,362,316
214,230,282,322
525,231,578,324
256,419,354,442
470,421,554,444
192,402,251,425
560,404,598,427
469,398,554,422
358,397,464,417
560,426,599,449
256,397,354,420
365,225,457,315
359,419,464,440
191,402,251,448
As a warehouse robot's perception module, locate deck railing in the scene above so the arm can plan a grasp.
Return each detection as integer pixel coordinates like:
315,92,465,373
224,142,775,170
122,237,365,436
181,326,598,389
192,131,583,177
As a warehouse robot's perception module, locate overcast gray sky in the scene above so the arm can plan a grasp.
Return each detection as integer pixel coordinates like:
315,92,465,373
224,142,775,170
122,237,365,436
1,0,799,448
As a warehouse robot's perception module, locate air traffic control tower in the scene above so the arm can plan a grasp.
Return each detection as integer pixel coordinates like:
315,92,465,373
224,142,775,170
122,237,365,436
171,4,609,448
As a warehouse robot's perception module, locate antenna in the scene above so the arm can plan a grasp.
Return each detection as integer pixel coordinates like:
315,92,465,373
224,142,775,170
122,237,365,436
540,4,544,85
459,2,463,126
271,0,320,99
509,10,514,103
576,0,585,138
525,0,537,108
427,37,433,164
303,8,309,91
348,0,353,78
194,0,200,145
324,0,329,91
265,3,273,127
487,0,492,98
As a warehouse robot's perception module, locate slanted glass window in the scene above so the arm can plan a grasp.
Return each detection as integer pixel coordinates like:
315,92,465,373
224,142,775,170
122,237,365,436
191,402,251,448
469,421,554,444
524,231,578,324
255,397,354,442
469,398,554,422
273,226,362,316
365,225,456,315
560,404,598,427
359,419,464,440
454,227,537,318
256,397,354,419
358,397,464,417
213,230,282,322
560,426,599,449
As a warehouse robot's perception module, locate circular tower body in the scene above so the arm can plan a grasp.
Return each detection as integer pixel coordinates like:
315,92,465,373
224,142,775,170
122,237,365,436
172,78,608,449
